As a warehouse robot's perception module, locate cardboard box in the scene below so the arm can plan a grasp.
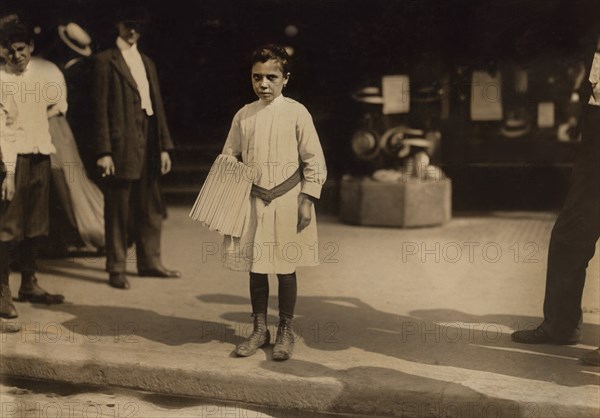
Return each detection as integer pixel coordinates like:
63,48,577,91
340,176,452,227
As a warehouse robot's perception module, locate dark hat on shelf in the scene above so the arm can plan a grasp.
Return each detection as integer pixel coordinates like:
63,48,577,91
58,23,92,57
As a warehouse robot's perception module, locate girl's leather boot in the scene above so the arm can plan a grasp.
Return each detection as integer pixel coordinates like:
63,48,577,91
235,313,270,357
272,316,294,361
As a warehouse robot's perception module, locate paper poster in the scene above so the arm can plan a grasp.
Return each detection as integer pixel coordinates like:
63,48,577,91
471,71,503,121
382,75,410,115
537,102,555,128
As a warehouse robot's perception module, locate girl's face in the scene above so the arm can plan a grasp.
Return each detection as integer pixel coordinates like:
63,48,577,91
251,59,288,102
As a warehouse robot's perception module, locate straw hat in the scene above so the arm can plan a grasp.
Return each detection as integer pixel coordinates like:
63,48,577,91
351,129,380,160
500,117,531,138
379,126,430,158
58,22,92,57
351,86,384,104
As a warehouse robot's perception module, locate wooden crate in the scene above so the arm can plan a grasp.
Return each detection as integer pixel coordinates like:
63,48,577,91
340,176,452,227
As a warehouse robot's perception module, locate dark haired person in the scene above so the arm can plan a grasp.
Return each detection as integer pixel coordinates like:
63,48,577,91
0,21,65,319
221,45,327,361
92,10,179,289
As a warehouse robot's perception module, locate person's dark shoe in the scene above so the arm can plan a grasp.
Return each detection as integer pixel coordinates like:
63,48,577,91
109,273,130,289
580,348,600,367
138,267,181,278
1,320,21,333
18,274,65,305
0,284,18,318
511,326,578,345
235,313,270,357
272,316,295,361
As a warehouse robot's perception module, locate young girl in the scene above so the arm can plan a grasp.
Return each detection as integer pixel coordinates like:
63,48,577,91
221,45,327,361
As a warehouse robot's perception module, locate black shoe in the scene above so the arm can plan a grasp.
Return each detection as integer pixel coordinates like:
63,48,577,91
109,273,130,289
18,274,65,305
580,348,600,367
138,267,181,278
272,317,295,361
511,326,578,345
0,284,18,318
235,313,270,357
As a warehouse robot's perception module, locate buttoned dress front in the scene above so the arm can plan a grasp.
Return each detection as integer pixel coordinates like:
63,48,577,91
222,95,327,274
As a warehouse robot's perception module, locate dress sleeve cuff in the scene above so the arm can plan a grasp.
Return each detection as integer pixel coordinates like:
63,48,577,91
301,181,322,199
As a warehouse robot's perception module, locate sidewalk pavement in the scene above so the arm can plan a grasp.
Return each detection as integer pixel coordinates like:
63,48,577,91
1,207,599,417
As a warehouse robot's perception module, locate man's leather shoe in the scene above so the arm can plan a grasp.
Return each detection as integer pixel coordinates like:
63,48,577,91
581,348,600,366
511,326,578,345
18,275,65,305
109,273,130,289
138,267,181,278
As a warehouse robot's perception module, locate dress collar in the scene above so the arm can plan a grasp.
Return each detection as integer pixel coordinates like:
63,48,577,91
259,94,285,107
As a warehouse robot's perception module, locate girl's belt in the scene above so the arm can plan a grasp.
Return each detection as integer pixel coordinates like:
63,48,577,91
251,168,302,204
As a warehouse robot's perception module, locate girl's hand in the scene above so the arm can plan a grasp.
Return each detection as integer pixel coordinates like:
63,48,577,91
297,193,313,233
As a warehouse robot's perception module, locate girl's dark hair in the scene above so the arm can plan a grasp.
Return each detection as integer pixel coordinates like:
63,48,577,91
251,44,291,74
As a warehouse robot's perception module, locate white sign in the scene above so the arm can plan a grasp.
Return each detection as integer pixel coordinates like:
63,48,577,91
471,71,503,121
382,75,410,115
537,102,555,128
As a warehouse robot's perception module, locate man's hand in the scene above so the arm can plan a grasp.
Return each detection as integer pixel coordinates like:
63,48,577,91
297,193,313,233
97,155,115,177
1,173,15,201
160,151,172,175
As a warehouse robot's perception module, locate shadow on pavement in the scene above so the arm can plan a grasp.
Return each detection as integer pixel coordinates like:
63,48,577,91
259,359,537,417
37,267,106,284
30,303,237,347
40,259,106,272
198,294,600,387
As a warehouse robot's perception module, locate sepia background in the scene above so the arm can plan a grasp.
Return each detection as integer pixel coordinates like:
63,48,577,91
1,0,599,417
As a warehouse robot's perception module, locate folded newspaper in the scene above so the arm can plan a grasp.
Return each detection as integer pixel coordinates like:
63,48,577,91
189,154,253,238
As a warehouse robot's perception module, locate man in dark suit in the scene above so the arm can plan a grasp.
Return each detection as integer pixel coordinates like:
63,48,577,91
512,28,600,366
92,10,180,289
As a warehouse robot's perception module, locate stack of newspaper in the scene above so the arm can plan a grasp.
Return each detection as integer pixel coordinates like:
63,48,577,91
189,154,253,237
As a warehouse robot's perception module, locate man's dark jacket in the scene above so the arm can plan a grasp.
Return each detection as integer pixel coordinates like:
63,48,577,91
92,47,174,180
